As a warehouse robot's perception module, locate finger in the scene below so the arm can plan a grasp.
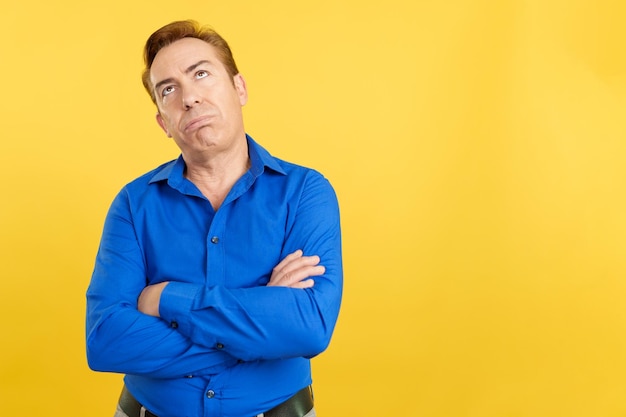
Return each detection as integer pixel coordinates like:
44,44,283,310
276,255,321,276
275,265,325,287
272,249,303,273
289,279,315,289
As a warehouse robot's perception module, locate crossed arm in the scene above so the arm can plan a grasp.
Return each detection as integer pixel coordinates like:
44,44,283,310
87,172,342,376
137,250,324,317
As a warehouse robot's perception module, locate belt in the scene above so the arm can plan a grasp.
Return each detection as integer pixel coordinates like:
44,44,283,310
118,385,314,417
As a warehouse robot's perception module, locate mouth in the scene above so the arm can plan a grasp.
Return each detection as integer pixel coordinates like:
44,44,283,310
184,115,213,132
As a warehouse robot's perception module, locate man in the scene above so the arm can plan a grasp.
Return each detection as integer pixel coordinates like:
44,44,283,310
86,20,342,417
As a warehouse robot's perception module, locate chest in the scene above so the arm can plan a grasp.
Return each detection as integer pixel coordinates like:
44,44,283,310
136,193,293,288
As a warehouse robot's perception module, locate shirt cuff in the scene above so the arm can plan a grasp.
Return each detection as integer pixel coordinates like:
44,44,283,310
159,282,201,333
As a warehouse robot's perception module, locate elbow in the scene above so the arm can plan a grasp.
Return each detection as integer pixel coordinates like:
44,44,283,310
86,347,105,372
306,339,331,358
86,326,122,373
86,337,111,372
86,342,126,374
302,325,335,358
301,301,341,357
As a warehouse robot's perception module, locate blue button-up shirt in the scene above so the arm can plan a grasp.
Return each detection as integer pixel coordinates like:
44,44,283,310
86,136,342,417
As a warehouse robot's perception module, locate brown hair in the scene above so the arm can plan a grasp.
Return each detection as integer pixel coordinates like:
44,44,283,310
142,20,240,104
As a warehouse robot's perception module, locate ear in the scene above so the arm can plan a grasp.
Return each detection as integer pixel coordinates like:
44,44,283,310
233,74,248,106
155,113,172,138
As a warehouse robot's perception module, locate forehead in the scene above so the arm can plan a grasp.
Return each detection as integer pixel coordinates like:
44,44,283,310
150,37,223,81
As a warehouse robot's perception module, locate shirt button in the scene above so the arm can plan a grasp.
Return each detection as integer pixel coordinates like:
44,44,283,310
170,321,178,329
210,236,219,244
206,390,215,398
216,343,224,349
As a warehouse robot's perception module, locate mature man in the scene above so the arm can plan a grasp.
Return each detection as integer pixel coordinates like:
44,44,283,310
86,20,342,417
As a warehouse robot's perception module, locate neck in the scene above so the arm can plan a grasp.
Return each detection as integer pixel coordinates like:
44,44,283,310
182,139,250,210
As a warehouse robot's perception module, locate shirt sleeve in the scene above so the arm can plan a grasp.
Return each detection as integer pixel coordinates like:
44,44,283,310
85,189,237,378
158,171,343,361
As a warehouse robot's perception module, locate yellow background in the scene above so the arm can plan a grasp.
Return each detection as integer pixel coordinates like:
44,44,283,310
2,0,626,416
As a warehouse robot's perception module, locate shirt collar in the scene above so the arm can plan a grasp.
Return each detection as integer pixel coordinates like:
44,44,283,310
246,134,286,177
148,134,286,185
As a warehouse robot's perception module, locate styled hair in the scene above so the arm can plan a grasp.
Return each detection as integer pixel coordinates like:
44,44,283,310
142,20,239,104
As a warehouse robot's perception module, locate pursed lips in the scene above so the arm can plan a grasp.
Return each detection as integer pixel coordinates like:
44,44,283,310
184,115,213,132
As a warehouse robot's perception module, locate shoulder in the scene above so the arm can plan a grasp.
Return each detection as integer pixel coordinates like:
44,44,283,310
271,158,339,207
123,159,177,190
272,156,333,187
111,159,178,207
249,136,334,190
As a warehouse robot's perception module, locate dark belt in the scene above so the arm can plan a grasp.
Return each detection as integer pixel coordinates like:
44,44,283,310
118,385,314,417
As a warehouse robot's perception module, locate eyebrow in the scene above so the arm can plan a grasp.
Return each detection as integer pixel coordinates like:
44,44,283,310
153,60,212,94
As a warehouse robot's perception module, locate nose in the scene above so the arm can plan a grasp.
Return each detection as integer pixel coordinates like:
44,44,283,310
182,87,201,110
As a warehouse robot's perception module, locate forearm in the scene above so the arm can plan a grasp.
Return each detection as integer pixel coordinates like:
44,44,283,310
158,281,341,361
86,300,237,378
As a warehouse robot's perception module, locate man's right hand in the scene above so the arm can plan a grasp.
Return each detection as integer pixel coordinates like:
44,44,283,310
267,250,325,288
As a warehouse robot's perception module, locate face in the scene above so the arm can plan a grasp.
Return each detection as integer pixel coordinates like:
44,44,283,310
150,37,248,159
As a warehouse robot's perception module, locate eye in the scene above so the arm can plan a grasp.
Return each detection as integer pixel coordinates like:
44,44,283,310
196,70,209,79
161,85,175,97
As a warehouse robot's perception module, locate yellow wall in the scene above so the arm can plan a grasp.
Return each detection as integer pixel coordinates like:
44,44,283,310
2,1,626,415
